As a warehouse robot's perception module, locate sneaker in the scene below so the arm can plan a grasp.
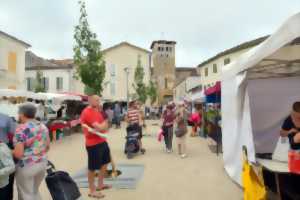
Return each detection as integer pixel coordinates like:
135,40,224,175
166,149,171,153
181,154,187,158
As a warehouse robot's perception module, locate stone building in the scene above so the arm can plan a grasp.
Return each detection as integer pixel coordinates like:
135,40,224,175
0,30,31,90
150,40,176,104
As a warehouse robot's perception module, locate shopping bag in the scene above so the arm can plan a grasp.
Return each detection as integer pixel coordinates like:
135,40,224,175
46,161,81,200
242,146,267,200
272,136,289,162
157,129,164,142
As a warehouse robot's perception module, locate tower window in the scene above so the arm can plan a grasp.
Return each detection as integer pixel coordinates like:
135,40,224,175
166,47,169,51
165,78,168,89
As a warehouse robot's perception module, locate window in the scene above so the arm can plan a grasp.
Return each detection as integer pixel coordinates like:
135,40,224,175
158,47,161,51
110,64,116,76
8,52,17,73
224,58,231,65
169,47,172,52
205,68,208,77
166,47,169,51
110,82,115,95
213,64,218,73
161,47,164,51
165,78,168,89
26,77,35,91
42,77,49,91
56,77,63,91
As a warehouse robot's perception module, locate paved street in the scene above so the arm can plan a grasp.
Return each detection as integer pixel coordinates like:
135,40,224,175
31,121,242,200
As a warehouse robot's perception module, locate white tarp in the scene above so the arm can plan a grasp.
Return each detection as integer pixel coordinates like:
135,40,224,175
37,93,82,101
222,12,300,185
0,89,46,100
190,91,205,102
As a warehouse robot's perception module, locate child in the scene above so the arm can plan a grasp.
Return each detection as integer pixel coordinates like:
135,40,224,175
0,141,15,198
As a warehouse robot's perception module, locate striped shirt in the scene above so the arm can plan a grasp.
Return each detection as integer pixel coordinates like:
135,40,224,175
127,108,140,125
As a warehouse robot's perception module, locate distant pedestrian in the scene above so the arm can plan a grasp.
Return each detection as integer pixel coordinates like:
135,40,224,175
190,106,202,137
126,100,146,153
105,106,114,128
113,102,121,129
175,102,189,158
13,103,50,200
162,103,176,153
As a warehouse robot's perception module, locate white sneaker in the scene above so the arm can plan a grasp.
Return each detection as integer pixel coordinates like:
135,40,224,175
181,154,187,158
167,149,171,153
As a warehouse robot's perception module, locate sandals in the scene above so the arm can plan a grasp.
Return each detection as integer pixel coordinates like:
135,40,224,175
96,185,112,191
88,192,105,199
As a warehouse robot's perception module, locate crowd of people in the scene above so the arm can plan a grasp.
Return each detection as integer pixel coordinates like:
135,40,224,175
0,93,204,199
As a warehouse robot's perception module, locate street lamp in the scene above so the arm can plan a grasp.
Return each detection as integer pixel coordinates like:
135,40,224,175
124,67,130,109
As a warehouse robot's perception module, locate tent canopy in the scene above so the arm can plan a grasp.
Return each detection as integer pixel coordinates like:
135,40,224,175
37,92,82,101
222,12,300,185
205,82,221,103
0,89,46,100
204,81,221,96
190,91,205,102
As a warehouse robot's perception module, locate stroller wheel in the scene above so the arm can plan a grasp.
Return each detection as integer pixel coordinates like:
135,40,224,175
127,153,133,159
141,148,146,154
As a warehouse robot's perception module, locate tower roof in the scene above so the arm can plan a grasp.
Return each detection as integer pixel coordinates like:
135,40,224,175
150,40,176,49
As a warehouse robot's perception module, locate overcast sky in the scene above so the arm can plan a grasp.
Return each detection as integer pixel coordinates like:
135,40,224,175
1,0,300,67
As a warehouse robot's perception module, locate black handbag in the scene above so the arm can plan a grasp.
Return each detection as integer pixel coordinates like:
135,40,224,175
45,161,81,200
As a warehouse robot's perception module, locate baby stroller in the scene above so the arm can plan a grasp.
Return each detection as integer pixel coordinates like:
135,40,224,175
125,124,141,159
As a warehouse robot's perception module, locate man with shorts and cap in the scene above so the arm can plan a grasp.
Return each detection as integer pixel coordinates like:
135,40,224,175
80,95,111,199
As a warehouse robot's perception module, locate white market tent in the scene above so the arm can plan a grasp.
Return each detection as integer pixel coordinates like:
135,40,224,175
0,89,46,100
37,92,82,102
190,91,205,102
222,12,300,185
37,92,82,112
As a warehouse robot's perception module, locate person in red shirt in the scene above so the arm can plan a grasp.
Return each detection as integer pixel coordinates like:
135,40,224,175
80,95,111,199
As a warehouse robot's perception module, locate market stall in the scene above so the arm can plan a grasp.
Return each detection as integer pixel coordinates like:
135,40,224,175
37,92,83,141
203,82,222,154
0,89,47,119
222,12,300,198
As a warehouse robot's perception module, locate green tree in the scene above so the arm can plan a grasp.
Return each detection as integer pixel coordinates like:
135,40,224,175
34,69,45,92
133,55,147,103
73,0,106,96
147,80,158,105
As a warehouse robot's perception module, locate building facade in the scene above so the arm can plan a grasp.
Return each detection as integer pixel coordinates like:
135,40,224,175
73,42,151,101
173,76,202,102
0,30,31,90
150,40,176,104
25,51,73,93
197,36,268,91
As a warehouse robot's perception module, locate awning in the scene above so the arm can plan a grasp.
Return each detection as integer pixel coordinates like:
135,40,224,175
60,92,88,101
204,81,221,96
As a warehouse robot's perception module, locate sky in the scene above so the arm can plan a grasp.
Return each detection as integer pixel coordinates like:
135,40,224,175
0,0,300,67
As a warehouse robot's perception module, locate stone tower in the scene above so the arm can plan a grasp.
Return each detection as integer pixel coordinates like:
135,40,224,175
150,40,176,105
